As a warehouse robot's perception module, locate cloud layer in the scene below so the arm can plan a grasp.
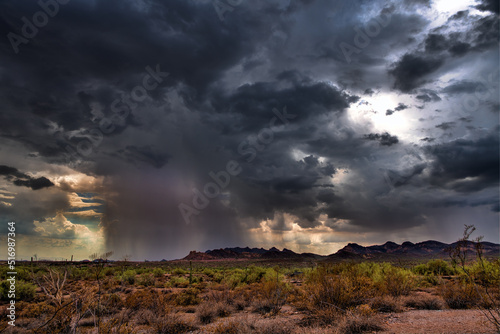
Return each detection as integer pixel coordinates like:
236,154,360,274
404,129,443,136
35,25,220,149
0,0,498,259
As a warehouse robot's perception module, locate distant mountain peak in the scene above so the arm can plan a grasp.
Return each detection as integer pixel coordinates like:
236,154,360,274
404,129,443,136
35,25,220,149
181,240,499,261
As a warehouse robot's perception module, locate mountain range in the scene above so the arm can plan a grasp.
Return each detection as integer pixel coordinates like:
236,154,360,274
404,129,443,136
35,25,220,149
181,240,500,261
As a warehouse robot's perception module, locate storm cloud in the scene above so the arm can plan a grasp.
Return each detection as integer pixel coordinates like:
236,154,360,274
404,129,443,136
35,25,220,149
0,0,498,259
0,165,54,190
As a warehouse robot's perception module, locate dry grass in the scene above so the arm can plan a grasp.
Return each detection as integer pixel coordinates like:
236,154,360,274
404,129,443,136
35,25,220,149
210,319,244,334
152,313,197,334
251,318,295,334
336,314,384,334
403,292,446,310
196,302,217,324
438,281,480,309
369,295,404,313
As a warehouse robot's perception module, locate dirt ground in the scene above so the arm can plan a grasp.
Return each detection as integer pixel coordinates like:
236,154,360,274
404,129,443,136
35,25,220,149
380,309,498,334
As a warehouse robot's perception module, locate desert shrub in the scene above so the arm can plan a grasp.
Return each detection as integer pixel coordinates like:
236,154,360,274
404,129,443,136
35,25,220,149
68,267,91,280
173,288,200,306
232,295,248,311
206,287,234,303
414,260,455,276
138,273,156,287
438,281,480,309
121,269,136,285
245,266,268,284
153,268,165,278
223,269,247,289
134,309,154,326
214,300,234,317
152,313,197,334
306,268,375,310
19,301,55,318
383,267,416,296
419,273,442,286
172,268,187,275
102,292,124,314
202,268,215,277
338,315,384,334
168,276,189,288
369,295,403,313
102,267,116,276
124,289,159,310
212,272,225,283
252,279,292,315
211,319,243,334
196,302,217,324
135,267,148,275
404,293,445,310
298,305,343,327
468,259,500,286
252,318,295,334
0,280,36,301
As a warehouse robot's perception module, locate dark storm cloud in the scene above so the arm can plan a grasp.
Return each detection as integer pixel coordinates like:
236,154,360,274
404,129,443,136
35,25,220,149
0,0,268,163
475,0,500,14
388,9,498,93
206,80,358,133
115,146,170,169
442,80,488,95
424,34,450,53
416,90,441,102
0,165,54,190
394,103,409,111
403,0,432,7
449,42,471,56
386,103,408,115
364,88,375,96
364,132,399,146
13,177,54,190
435,122,456,131
420,137,435,142
390,54,444,92
448,10,469,21
425,130,499,193
458,116,473,123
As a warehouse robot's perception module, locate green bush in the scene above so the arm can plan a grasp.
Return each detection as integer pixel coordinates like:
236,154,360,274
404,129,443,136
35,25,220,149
102,267,116,276
468,259,500,286
168,276,189,288
172,268,187,275
138,273,155,287
121,269,136,285
0,280,36,301
203,268,215,277
152,268,164,278
414,260,454,276
383,267,416,296
174,288,200,306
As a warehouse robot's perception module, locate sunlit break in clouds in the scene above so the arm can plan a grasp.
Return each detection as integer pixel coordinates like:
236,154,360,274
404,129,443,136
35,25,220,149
0,0,498,260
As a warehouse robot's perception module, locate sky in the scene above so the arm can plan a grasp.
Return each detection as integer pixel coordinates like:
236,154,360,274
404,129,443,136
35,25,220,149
0,0,498,261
